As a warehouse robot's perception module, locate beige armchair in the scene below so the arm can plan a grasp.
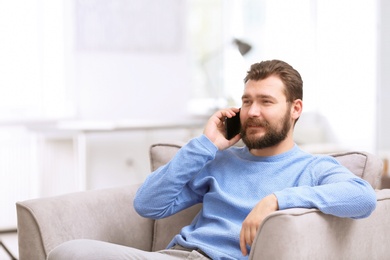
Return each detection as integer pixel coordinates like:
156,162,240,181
16,142,390,260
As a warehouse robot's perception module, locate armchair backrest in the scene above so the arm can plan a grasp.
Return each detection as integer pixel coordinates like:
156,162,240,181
330,151,383,189
148,142,383,251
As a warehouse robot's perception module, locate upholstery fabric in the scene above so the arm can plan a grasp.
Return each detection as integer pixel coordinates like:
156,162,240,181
331,151,383,189
250,189,390,259
149,141,186,172
16,185,154,260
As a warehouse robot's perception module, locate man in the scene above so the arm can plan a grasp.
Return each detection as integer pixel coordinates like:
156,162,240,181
134,60,376,259
48,60,376,260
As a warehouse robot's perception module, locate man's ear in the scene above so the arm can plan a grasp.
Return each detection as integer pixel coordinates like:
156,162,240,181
291,99,303,120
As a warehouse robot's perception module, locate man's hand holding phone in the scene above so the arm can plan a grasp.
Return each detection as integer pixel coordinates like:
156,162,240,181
203,108,241,150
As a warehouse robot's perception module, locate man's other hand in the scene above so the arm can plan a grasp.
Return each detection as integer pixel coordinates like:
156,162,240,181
240,194,279,256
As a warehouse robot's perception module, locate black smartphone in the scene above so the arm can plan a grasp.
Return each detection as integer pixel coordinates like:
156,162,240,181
225,110,241,140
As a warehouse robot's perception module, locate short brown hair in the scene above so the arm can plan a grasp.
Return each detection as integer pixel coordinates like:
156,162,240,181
244,60,303,102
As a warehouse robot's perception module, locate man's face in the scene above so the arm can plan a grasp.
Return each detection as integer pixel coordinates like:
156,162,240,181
239,76,293,150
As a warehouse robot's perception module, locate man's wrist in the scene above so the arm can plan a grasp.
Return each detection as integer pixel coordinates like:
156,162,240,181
268,194,279,211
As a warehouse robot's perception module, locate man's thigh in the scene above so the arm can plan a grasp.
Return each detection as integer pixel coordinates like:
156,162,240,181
47,239,208,260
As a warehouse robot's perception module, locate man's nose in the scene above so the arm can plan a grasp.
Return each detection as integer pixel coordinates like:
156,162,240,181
248,104,261,117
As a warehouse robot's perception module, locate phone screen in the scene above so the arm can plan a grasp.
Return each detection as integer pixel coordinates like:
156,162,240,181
225,111,241,140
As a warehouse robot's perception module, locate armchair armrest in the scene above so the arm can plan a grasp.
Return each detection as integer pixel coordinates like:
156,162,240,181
250,189,390,259
16,184,153,260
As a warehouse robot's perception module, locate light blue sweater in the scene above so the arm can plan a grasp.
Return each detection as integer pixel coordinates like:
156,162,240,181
134,135,376,260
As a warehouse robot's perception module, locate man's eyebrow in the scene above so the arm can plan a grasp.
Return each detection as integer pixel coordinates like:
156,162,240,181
241,94,277,100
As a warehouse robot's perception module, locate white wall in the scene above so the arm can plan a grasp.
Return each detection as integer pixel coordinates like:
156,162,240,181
73,53,191,121
315,0,377,152
65,0,192,122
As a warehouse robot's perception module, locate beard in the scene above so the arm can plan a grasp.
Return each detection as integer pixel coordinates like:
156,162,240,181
240,108,292,150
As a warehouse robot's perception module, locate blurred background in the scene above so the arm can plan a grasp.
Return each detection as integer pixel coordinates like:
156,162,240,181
0,0,389,240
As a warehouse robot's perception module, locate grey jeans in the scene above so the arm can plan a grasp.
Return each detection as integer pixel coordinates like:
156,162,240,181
47,239,211,260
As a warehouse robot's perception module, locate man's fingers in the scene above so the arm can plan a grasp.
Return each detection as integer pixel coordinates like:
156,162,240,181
239,228,248,256
240,225,258,256
239,195,278,256
240,218,261,256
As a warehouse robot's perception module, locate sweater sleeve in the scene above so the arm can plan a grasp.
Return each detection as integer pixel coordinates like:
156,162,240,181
274,156,377,219
134,135,218,219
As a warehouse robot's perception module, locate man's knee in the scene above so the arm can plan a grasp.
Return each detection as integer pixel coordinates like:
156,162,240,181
47,239,150,260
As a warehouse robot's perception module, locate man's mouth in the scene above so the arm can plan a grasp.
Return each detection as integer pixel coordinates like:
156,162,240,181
247,125,263,129
246,120,268,128
248,123,263,127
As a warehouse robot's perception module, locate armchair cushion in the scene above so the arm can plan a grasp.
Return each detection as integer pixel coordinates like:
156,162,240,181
331,151,383,189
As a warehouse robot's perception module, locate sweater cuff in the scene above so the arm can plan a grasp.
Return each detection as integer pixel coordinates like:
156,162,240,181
273,190,290,210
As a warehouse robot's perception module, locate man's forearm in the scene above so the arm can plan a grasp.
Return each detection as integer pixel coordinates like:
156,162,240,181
134,135,217,218
274,178,376,218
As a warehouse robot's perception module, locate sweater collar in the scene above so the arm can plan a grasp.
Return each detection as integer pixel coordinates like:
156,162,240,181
237,144,301,162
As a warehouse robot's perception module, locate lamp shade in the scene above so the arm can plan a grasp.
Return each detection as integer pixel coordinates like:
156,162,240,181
233,38,252,56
